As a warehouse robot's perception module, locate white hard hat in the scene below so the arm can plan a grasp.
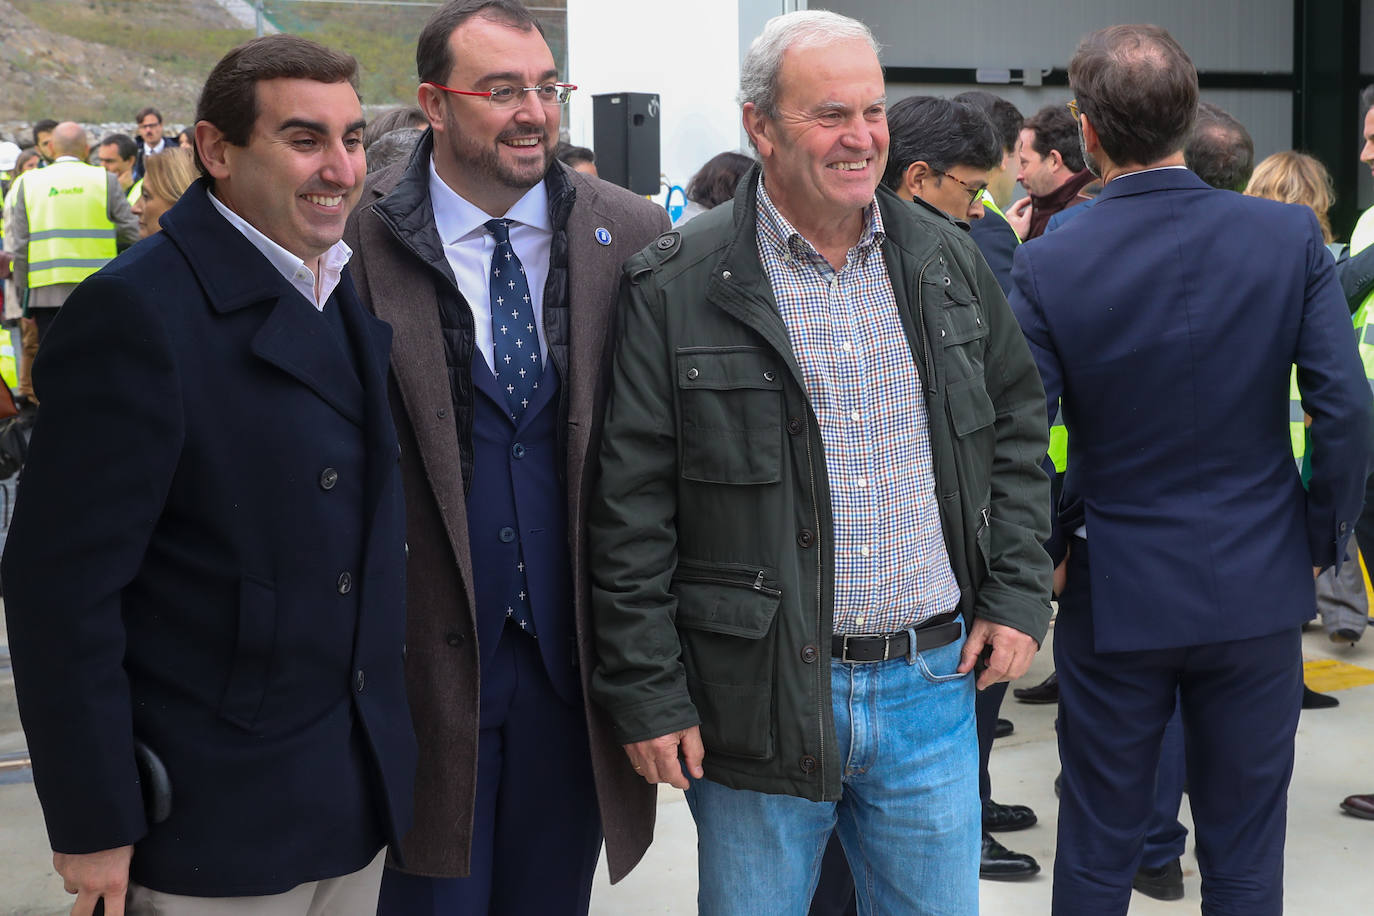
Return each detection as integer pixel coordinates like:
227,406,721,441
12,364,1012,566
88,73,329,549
0,141,19,171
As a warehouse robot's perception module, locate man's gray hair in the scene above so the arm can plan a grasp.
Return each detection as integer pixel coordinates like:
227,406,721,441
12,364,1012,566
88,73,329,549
739,10,881,118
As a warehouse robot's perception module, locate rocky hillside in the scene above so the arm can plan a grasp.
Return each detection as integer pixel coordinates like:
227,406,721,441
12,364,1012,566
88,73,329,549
0,0,248,127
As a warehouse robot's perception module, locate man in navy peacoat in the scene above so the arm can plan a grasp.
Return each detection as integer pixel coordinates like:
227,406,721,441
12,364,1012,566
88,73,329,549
2,35,415,915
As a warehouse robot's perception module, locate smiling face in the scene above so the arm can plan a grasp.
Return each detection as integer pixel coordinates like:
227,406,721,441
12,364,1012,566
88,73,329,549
199,77,365,267
422,15,559,216
745,37,888,234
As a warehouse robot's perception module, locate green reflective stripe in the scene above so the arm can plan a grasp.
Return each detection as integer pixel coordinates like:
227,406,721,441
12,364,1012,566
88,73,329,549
27,228,117,242
28,257,113,272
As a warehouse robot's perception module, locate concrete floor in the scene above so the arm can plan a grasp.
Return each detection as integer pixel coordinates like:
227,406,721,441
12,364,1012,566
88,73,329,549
4,614,1374,914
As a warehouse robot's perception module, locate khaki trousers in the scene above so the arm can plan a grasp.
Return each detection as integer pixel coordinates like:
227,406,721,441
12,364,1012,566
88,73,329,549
125,848,386,916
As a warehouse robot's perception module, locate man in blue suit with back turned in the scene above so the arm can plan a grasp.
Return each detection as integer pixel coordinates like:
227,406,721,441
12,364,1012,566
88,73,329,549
1010,24,1369,916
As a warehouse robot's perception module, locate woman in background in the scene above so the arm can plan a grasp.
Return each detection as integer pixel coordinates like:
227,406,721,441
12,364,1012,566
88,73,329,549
133,147,197,238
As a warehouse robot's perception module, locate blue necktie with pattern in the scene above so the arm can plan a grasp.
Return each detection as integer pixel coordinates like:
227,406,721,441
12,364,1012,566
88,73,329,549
486,218,543,422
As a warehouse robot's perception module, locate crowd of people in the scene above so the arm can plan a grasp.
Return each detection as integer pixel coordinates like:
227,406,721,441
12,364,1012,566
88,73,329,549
2,2,1374,915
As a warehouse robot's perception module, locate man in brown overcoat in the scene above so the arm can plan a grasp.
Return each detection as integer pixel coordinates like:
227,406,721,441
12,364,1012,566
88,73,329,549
342,1,669,913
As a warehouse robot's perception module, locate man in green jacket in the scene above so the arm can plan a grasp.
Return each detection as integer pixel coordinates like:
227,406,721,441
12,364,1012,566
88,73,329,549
589,9,1053,915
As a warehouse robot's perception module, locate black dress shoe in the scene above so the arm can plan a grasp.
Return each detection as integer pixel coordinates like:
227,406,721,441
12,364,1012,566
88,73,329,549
995,717,1014,739
983,799,1037,832
1132,858,1184,901
980,832,1039,880
1302,685,1339,709
1013,671,1058,704
1340,793,1374,819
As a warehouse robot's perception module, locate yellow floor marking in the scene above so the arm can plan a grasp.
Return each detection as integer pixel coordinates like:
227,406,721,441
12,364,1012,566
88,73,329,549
1303,658,1374,692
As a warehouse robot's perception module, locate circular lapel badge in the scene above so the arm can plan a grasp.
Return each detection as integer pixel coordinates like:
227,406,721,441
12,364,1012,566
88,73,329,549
595,227,612,246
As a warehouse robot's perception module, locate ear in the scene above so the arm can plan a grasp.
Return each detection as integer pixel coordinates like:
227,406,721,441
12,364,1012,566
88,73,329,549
1080,115,1103,157
417,83,448,133
901,160,931,200
742,102,774,159
1047,148,1064,172
193,121,232,181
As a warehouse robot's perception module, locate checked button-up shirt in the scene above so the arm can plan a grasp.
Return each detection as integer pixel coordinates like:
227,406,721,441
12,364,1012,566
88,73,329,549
754,177,961,636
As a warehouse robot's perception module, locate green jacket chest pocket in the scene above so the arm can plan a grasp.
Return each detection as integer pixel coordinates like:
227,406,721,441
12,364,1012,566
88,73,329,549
676,347,783,485
937,285,989,383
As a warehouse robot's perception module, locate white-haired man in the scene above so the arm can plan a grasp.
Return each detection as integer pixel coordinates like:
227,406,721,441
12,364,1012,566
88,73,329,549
588,10,1053,914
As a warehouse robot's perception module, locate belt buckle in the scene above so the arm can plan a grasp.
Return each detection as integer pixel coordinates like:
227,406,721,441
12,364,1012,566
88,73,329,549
840,633,889,664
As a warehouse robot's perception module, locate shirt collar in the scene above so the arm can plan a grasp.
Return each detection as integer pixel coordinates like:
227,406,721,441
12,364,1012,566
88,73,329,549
755,173,884,265
206,189,352,301
427,155,551,244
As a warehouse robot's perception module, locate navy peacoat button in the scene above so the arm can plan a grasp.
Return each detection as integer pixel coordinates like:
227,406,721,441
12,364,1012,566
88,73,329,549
511,443,526,459
499,527,516,543
319,467,338,490
337,571,352,594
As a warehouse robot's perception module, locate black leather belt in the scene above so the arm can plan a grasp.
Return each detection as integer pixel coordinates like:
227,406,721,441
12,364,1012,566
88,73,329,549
831,611,962,663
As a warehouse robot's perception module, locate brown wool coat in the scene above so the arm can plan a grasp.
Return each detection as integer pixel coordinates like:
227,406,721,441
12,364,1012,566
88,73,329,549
344,160,670,882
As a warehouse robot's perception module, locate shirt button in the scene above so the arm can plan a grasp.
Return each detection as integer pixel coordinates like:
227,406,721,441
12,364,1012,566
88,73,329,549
511,442,526,459
855,478,867,488
354,669,365,693
337,571,352,594
850,410,861,422
319,467,338,490
859,545,871,557
499,526,517,543
855,615,866,625
841,341,852,352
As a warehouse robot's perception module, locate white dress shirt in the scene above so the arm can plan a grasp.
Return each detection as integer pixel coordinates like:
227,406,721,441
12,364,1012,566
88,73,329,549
207,191,351,311
427,157,551,373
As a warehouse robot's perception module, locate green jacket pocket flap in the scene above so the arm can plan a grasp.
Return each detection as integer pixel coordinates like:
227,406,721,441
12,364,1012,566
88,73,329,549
677,348,784,390
673,579,781,638
947,375,997,437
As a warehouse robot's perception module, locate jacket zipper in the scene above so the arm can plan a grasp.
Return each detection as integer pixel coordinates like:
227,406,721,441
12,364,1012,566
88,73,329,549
673,569,783,598
804,412,825,784
915,253,938,393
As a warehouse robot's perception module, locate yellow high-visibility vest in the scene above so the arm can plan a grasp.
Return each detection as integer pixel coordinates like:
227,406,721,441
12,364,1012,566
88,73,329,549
127,177,143,211
1352,207,1374,382
0,333,15,391
21,160,118,288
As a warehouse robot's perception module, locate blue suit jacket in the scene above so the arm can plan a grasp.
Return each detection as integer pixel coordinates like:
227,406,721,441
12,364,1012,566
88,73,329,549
2,181,416,895
1010,167,1370,652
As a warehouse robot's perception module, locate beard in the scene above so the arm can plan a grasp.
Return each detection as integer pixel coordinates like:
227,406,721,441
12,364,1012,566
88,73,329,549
442,105,554,191
1077,122,1100,178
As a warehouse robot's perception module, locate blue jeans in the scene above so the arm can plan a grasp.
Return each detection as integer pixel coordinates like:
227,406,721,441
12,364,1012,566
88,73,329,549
685,619,980,916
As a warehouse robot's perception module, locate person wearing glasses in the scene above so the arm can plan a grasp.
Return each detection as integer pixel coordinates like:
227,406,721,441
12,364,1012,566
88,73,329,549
590,10,1053,915
342,2,669,913
1010,25,1368,915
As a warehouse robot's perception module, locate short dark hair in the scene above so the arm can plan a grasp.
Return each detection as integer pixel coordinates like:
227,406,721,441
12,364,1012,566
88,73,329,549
33,119,57,145
98,133,138,162
416,0,544,85
1362,84,1374,118
882,96,1001,192
136,107,163,125
686,151,754,209
194,35,359,178
1069,24,1198,168
1184,101,1253,191
1022,104,1085,173
362,106,427,149
554,142,595,167
953,90,1023,155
